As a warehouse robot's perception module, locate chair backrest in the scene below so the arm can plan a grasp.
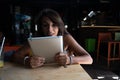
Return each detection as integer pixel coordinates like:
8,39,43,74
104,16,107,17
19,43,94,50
98,32,112,42
115,32,120,41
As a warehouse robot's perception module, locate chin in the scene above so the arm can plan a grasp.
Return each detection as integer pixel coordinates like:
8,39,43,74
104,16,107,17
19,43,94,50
48,34,57,36
46,35,54,36
50,35,56,36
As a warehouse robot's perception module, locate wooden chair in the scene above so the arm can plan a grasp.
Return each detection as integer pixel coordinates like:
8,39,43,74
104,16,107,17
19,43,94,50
97,32,120,67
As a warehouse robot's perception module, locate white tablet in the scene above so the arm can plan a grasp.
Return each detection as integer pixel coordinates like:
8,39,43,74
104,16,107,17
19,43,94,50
28,36,63,63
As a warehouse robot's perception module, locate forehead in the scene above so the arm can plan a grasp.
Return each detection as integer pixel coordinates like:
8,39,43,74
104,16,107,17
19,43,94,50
42,17,52,23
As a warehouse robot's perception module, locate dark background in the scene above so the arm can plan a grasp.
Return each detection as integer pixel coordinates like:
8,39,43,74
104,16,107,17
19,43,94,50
0,0,120,45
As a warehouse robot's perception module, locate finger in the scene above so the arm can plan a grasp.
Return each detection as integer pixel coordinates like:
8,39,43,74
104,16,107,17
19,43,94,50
57,57,65,64
54,54,60,61
30,57,44,66
59,52,65,56
30,61,44,68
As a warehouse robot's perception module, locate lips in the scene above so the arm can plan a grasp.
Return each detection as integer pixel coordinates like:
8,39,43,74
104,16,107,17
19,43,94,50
48,33,55,36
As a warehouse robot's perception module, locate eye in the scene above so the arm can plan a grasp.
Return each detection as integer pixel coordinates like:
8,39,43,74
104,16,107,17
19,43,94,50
42,23,48,28
52,23,57,27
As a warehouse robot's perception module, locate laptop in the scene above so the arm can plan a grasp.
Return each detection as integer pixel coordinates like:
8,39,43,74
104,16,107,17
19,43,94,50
28,36,63,63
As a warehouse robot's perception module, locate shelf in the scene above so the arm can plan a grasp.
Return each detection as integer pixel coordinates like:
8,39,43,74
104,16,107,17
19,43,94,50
81,26,120,28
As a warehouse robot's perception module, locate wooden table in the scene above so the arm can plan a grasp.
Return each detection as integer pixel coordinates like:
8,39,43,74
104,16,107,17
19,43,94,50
0,62,92,80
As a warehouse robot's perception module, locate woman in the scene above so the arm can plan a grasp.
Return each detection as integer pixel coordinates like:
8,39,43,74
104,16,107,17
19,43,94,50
11,9,93,68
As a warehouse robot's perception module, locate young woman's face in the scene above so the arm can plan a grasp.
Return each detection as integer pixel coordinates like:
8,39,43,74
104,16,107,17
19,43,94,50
41,17,59,36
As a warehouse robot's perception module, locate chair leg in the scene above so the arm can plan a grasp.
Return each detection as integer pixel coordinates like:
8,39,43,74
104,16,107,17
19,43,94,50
113,43,116,57
107,43,111,68
97,44,100,62
119,43,120,58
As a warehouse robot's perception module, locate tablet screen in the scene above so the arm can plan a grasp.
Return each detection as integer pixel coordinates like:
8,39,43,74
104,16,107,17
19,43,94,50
28,36,63,63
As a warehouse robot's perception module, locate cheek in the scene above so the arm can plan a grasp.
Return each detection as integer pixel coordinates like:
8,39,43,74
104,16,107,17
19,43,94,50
54,28,59,33
42,28,48,34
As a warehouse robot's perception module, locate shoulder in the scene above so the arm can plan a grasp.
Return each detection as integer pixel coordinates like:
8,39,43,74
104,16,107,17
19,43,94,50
63,33,74,39
63,34,76,43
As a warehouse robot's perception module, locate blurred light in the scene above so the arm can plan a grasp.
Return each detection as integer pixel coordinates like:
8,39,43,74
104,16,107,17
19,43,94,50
88,11,96,17
83,17,87,21
65,25,68,28
83,11,96,21
112,76,119,79
35,24,38,31
97,76,104,79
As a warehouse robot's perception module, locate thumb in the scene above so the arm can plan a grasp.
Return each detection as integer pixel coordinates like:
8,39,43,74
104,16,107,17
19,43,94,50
60,52,66,56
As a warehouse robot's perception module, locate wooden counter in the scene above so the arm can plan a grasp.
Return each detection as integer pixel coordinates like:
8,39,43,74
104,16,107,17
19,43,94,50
0,62,92,80
81,26,120,28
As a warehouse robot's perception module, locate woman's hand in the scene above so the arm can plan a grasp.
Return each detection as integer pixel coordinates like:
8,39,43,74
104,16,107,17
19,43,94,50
54,52,70,66
25,56,45,68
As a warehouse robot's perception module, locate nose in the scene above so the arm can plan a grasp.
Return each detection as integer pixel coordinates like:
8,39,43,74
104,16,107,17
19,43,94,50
48,25,53,32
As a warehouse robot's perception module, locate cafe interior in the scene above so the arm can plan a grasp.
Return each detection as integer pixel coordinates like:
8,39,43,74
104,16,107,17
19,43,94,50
0,0,120,79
